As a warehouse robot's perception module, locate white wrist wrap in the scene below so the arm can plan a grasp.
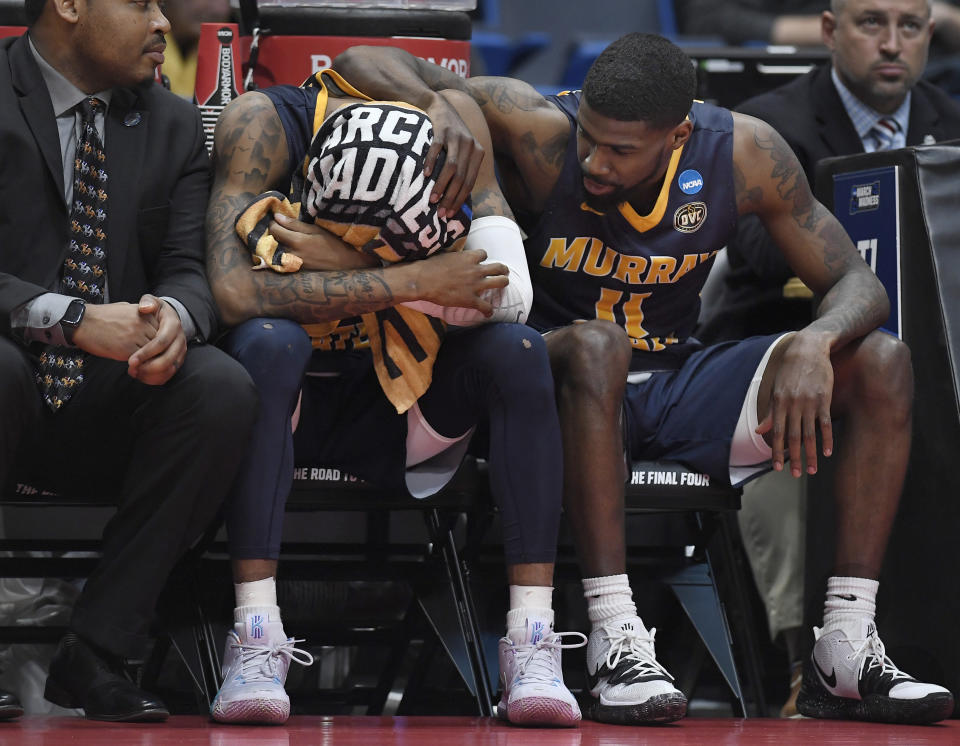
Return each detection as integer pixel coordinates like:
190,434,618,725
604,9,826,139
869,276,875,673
402,215,532,326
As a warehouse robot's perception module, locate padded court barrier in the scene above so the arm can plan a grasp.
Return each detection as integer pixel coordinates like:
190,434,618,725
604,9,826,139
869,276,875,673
0,0,24,27
813,142,960,712
232,6,471,90
0,0,25,43
193,7,471,151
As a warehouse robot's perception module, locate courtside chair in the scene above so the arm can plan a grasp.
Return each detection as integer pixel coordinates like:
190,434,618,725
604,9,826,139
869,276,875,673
0,480,218,713
465,457,767,718
195,456,497,717
621,458,766,717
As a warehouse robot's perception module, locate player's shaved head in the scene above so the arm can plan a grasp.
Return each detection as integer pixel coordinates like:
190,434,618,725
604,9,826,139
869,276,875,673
582,33,696,130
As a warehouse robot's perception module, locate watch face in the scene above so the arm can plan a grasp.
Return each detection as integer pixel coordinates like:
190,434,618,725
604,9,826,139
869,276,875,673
64,300,85,326
62,300,86,344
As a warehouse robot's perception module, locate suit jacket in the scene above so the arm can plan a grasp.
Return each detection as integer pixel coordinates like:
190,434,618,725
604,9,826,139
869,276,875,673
737,63,960,183
0,33,218,340
697,64,960,342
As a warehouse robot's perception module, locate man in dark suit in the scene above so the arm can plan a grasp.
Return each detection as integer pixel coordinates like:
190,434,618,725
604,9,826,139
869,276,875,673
0,0,256,722
702,0,960,342
696,0,960,718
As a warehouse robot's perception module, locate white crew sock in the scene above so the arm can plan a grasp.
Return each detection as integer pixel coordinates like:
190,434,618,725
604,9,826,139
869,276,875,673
822,576,878,639
582,574,639,628
506,584,554,645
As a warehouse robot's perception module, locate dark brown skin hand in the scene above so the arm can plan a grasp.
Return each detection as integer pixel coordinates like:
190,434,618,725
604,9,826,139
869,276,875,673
270,213,380,271
126,295,187,385
410,249,508,315
424,94,485,218
733,113,888,476
332,46,565,216
72,300,159,361
756,331,835,476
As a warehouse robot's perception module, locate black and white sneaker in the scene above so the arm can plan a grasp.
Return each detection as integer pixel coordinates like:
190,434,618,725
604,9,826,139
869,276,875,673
584,617,687,725
797,620,954,724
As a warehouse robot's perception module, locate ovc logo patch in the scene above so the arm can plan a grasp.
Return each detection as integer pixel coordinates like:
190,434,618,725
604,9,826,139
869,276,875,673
674,202,707,233
678,169,704,195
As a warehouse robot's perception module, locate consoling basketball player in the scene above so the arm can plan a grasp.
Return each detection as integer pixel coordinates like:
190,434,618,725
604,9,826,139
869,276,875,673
333,32,955,726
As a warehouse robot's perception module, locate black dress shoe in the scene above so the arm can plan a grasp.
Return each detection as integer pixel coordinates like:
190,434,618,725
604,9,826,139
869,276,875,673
44,632,169,722
0,690,23,720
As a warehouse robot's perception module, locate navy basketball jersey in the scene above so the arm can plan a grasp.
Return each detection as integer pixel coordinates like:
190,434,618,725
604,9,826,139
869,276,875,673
525,91,738,371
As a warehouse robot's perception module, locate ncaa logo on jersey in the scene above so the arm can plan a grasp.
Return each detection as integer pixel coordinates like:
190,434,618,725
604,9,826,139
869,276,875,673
678,169,704,195
674,202,707,233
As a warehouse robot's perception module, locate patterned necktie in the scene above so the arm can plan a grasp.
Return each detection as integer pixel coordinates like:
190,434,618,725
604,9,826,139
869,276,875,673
870,116,901,152
37,98,109,411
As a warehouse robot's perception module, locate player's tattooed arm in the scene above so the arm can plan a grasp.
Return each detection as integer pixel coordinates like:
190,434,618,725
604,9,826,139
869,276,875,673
463,77,568,212
205,94,404,328
470,184,514,221
732,113,888,345
206,93,508,328
333,45,555,138
733,113,891,479
334,45,472,104
516,129,568,174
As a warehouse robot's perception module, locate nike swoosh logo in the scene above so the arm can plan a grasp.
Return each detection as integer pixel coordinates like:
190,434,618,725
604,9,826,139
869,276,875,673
813,657,837,689
829,593,858,601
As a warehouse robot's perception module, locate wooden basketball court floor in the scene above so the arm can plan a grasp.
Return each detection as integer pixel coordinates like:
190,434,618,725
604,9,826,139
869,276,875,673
2,716,960,745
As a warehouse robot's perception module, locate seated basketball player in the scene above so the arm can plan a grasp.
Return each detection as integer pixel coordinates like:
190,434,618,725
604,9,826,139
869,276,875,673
332,34,956,726
205,70,583,727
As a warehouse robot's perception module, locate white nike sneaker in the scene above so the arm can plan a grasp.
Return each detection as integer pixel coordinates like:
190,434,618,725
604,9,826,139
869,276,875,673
210,615,314,725
584,617,687,724
497,619,586,727
797,620,954,724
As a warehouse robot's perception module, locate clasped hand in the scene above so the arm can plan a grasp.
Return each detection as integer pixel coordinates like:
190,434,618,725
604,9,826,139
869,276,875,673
72,294,186,385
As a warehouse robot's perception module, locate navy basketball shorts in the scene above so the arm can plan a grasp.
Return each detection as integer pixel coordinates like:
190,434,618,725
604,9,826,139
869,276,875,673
623,333,784,487
293,348,408,488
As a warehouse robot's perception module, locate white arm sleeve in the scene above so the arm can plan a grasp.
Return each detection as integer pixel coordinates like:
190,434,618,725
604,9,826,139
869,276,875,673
401,215,532,326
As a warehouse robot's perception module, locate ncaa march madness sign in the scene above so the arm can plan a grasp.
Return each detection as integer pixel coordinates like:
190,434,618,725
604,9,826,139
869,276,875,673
832,165,902,338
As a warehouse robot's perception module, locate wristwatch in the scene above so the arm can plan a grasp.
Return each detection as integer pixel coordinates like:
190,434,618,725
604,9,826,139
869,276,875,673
60,298,86,345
